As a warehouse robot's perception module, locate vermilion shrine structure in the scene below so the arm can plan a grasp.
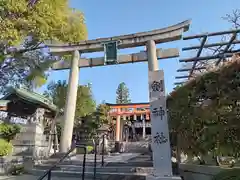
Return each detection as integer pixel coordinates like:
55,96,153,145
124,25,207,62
47,20,191,179
107,102,151,141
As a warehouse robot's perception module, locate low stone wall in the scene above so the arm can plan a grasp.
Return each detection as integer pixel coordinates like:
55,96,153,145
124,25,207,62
0,156,23,174
12,123,49,159
124,141,150,153
179,164,240,180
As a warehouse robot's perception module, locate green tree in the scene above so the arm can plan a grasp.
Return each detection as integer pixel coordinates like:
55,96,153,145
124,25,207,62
43,81,96,142
0,123,21,156
0,50,57,94
0,0,87,92
167,56,240,161
44,80,96,118
96,102,110,124
168,10,240,163
0,123,21,142
1,0,87,47
116,82,131,104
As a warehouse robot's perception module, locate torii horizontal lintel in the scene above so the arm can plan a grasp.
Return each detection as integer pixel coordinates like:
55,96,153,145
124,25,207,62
52,48,179,70
47,20,190,54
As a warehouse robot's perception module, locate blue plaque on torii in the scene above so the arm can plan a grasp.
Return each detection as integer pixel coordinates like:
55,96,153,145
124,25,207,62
103,41,118,65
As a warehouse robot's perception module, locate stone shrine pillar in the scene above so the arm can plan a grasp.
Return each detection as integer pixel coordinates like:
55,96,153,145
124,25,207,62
134,114,137,121
122,115,127,141
60,50,80,153
142,114,146,139
120,117,124,141
147,40,175,179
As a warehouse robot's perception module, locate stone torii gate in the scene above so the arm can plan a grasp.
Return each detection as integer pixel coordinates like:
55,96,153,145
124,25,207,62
47,20,190,179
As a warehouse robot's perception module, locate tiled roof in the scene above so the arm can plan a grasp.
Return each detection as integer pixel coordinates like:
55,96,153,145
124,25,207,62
1,87,58,112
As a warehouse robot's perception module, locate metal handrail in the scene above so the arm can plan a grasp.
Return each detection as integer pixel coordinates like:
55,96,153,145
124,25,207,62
37,145,87,180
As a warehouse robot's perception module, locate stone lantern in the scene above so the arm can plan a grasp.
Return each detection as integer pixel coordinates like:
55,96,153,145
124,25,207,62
96,124,110,154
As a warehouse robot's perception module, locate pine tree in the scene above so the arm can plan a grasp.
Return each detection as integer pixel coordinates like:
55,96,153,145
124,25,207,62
115,82,138,141
116,82,131,104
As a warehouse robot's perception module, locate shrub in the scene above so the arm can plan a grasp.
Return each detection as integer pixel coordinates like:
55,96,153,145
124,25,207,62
0,139,13,156
87,146,94,153
212,169,240,180
0,123,21,142
77,146,94,154
8,165,25,175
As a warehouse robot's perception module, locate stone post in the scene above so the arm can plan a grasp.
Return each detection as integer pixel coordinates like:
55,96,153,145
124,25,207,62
60,50,80,153
147,40,174,179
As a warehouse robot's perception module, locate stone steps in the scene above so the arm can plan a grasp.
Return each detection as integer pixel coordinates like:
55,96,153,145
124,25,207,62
38,160,103,166
35,164,134,172
37,160,153,167
34,164,154,173
30,153,153,179
28,169,146,179
37,159,153,168
105,161,153,167
0,175,93,180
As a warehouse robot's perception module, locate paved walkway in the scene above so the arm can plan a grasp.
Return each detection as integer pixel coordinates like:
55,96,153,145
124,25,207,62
0,153,142,180
0,175,82,180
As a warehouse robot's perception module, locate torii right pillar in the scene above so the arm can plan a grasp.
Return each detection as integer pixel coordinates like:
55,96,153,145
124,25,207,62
147,40,180,180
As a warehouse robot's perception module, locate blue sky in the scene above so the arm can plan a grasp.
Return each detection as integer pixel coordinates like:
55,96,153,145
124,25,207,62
39,0,239,104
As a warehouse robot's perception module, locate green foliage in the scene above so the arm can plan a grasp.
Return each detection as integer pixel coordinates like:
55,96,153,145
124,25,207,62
0,123,21,157
76,145,94,154
212,169,240,180
43,81,96,141
44,80,96,119
0,0,87,46
73,103,110,138
75,113,100,138
96,103,110,124
0,139,13,156
75,84,96,118
8,165,25,175
0,123,21,142
43,80,68,110
116,82,131,104
0,0,87,91
168,59,240,158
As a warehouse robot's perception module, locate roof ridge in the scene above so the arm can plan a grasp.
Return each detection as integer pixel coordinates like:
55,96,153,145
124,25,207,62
17,87,53,104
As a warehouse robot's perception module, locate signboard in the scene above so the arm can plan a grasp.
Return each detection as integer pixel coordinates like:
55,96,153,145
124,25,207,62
148,70,172,177
134,122,151,128
149,70,165,101
103,41,118,64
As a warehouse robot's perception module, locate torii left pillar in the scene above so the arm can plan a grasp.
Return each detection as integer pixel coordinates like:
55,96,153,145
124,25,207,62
60,50,80,153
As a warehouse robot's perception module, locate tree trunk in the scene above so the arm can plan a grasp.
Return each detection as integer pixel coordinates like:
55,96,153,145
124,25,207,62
176,133,181,164
48,118,57,155
54,125,59,153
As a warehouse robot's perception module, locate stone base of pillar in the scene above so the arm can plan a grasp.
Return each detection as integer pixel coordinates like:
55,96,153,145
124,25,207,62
114,141,120,152
50,151,76,159
146,176,182,180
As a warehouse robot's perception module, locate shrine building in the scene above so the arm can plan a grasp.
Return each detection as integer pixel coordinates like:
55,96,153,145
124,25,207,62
106,102,151,141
